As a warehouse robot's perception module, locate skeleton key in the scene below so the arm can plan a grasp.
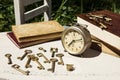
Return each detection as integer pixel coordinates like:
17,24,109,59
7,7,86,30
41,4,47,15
31,55,45,70
47,58,58,73
17,50,32,60
11,64,30,75
37,53,50,63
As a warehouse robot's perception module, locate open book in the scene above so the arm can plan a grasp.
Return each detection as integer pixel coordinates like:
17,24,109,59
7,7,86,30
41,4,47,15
77,10,120,55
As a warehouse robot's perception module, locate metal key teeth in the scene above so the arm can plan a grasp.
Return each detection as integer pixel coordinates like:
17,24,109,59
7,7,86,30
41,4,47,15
12,64,30,75
37,66,45,70
44,60,50,63
56,53,64,65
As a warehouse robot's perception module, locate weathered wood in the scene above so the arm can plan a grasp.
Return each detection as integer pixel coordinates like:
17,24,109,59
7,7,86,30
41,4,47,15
13,0,25,25
13,0,51,25
24,5,48,21
44,0,51,21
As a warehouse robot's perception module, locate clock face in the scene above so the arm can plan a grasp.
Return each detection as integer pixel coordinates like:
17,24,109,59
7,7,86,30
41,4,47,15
62,28,85,54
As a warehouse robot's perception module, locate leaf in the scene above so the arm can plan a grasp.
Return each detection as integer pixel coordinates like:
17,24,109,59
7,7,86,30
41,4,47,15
0,14,3,19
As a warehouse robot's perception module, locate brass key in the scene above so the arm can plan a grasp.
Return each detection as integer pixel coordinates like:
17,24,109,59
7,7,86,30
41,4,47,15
37,53,50,63
12,64,30,75
47,58,58,73
31,55,45,70
38,47,47,52
5,53,12,64
50,48,58,57
56,53,64,65
17,50,32,60
25,55,32,68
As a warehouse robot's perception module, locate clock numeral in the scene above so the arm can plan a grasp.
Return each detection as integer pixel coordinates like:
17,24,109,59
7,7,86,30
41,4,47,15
76,48,78,51
71,48,73,51
65,42,68,44
72,44,74,47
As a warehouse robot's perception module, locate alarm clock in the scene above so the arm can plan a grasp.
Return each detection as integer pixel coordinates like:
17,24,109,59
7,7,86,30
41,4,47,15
61,24,92,55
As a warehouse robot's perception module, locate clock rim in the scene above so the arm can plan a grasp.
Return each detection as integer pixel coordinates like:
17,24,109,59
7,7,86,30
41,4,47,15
61,26,90,55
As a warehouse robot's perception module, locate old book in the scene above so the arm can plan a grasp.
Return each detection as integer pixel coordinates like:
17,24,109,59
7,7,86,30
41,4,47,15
7,32,60,48
12,20,64,42
77,10,120,55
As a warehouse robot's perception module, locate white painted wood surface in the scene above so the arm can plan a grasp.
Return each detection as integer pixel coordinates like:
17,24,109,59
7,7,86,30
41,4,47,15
13,0,51,25
13,0,24,25
24,5,48,21
44,0,51,21
0,32,120,80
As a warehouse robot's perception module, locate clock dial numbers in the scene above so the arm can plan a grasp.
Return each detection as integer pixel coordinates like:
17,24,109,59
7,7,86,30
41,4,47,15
62,25,91,55
63,30,84,53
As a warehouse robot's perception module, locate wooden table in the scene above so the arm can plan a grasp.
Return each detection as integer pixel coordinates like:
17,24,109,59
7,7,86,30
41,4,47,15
0,32,120,80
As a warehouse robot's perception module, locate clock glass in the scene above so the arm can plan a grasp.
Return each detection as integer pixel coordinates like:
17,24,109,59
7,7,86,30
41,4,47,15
62,28,85,54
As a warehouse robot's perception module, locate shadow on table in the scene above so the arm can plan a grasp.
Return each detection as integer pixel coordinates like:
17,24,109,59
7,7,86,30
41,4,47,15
71,42,102,58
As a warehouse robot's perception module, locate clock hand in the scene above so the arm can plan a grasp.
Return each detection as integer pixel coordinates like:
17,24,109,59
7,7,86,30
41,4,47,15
74,38,82,42
68,40,74,46
68,38,82,46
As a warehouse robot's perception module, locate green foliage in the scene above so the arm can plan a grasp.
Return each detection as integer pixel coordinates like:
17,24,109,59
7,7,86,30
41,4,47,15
52,0,120,25
52,0,79,25
0,0,120,32
0,0,14,31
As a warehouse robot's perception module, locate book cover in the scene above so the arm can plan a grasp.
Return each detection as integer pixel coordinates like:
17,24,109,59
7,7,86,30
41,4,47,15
7,32,61,48
12,20,64,42
77,10,120,54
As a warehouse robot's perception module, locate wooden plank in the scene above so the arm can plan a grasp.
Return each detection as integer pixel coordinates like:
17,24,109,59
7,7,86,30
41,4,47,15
13,0,51,25
13,0,25,25
23,0,42,6
44,0,51,21
24,5,48,21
